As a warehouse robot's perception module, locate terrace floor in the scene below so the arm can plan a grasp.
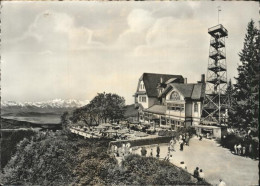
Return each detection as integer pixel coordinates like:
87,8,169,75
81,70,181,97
133,137,259,186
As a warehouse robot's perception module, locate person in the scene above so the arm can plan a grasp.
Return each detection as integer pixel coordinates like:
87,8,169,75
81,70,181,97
193,167,199,180
156,145,160,158
234,144,237,154
199,134,202,141
150,148,153,157
237,143,242,155
170,139,175,151
110,145,115,155
164,151,170,162
180,161,187,170
199,169,204,181
129,147,132,154
218,179,226,186
141,147,147,157
180,140,184,151
122,143,126,155
114,145,119,157
248,144,252,157
242,145,246,156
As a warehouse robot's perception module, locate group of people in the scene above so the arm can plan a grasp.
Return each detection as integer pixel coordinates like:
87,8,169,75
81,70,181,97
110,142,132,158
179,133,190,151
141,145,161,158
233,143,251,156
193,167,205,181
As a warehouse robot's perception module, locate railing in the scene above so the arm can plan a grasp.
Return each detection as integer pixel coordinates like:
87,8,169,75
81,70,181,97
209,50,226,58
208,63,226,70
207,76,227,83
208,24,228,35
210,38,225,46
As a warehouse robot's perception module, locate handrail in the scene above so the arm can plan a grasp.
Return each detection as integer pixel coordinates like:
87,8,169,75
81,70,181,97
208,24,228,34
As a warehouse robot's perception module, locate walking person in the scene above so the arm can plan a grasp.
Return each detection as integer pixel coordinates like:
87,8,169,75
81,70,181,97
156,144,160,158
180,140,184,151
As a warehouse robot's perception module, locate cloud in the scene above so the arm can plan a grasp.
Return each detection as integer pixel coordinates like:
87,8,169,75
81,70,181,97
4,10,104,54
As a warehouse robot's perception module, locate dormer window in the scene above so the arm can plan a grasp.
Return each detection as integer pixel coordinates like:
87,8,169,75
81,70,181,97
170,91,180,101
139,82,145,90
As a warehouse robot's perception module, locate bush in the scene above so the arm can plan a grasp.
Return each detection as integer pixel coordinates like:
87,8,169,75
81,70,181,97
1,130,36,169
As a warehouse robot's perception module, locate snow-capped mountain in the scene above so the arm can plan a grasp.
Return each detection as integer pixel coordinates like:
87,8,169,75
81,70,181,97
1,99,89,108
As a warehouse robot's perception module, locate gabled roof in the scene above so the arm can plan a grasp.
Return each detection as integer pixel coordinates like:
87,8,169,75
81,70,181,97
159,83,205,100
144,104,166,115
139,73,184,97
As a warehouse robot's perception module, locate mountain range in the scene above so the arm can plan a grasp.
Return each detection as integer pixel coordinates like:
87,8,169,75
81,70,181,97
1,99,89,109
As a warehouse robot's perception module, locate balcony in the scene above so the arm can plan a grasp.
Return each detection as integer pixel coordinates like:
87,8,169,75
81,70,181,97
208,24,228,38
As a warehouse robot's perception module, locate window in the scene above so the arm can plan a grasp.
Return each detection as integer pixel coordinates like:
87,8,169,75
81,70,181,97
194,103,198,112
139,83,145,90
139,96,146,103
170,91,180,100
167,103,184,112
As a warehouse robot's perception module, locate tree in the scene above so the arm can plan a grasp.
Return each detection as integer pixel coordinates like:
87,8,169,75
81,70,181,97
233,20,259,129
71,92,126,125
226,79,237,126
61,111,70,129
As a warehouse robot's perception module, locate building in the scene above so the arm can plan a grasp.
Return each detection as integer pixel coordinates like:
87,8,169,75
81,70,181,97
134,73,184,109
134,73,206,130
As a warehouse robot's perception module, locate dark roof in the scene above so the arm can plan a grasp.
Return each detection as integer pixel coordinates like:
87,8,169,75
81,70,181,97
160,83,205,100
144,105,166,115
141,73,184,97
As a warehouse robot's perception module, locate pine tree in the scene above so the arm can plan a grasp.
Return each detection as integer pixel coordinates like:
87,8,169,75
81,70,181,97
226,79,236,126
233,20,259,129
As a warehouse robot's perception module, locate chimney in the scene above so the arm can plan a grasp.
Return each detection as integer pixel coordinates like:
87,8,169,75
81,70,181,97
201,74,205,83
184,78,187,84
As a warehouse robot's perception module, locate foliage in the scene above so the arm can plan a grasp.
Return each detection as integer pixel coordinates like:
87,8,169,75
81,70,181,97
2,130,79,185
1,130,36,169
232,20,259,128
104,154,210,185
71,92,126,126
226,79,237,126
2,129,210,185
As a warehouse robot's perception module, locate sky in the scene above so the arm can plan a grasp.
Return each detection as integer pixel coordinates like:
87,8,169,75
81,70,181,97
1,1,259,105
